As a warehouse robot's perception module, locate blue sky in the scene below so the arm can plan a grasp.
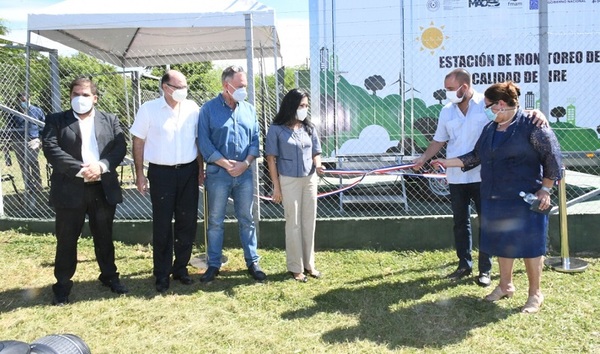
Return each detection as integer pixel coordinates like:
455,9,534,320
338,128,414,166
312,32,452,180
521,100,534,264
0,0,310,66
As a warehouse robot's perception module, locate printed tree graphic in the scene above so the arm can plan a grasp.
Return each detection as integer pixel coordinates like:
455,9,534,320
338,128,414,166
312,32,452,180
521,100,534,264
364,75,386,124
364,75,386,95
433,89,446,104
551,106,566,123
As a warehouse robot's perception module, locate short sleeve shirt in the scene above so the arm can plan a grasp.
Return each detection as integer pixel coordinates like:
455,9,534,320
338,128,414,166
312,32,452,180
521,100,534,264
265,124,322,177
433,91,489,184
130,96,199,165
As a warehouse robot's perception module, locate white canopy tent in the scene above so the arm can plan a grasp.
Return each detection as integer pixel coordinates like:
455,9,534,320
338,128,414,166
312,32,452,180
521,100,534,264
26,0,281,111
27,0,280,67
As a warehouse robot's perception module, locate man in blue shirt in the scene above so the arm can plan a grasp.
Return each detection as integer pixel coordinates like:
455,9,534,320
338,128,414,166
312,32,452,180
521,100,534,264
198,65,266,283
12,92,45,208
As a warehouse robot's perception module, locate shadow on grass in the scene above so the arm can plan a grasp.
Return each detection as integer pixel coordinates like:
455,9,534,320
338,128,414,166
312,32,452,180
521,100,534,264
0,267,271,313
282,275,513,350
38,253,150,268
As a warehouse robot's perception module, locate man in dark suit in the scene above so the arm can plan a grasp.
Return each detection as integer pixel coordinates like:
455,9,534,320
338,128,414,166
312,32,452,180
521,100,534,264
41,77,128,306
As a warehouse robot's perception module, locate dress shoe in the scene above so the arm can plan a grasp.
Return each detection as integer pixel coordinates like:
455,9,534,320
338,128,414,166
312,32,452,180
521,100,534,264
484,285,515,302
290,272,308,282
200,266,220,283
156,277,170,293
446,268,472,281
248,262,267,281
476,272,491,287
521,294,544,314
52,294,69,306
304,268,322,279
101,278,129,294
173,273,194,285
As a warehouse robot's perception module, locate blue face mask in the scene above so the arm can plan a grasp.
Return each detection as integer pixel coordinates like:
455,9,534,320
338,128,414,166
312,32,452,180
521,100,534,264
20,101,28,109
484,107,497,122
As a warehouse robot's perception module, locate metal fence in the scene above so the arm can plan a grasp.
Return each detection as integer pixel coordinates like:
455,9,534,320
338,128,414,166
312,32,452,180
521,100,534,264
1,29,599,222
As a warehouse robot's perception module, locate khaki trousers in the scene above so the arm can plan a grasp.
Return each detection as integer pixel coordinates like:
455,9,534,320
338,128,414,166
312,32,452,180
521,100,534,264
280,174,318,273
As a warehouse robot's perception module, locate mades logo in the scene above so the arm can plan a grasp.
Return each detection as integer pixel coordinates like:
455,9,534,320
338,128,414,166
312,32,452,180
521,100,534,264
468,0,500,7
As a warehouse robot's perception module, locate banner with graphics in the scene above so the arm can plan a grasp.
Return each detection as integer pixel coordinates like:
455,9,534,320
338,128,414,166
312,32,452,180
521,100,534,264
309,0,600,159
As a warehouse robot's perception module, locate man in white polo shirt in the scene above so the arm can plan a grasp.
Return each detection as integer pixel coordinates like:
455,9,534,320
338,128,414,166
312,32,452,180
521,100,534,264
131,70,204,293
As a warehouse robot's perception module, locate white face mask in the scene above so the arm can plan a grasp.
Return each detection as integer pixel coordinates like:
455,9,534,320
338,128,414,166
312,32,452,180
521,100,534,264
446,90,463,104
228,83,247,102
171,88,188,103
71,96,94,114
446,85,465,104
296,108,308,121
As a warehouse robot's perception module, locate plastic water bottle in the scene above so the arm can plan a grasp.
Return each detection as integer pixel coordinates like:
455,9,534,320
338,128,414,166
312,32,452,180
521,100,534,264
520,191,551,214
519,191,537,204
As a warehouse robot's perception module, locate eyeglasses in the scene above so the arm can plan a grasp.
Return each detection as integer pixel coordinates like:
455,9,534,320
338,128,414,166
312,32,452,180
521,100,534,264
165,83,187,90
485,102,497,109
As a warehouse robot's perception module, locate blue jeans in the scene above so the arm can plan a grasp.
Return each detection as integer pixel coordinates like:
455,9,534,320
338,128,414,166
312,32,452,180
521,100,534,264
205,165,259,268
449,183,492,273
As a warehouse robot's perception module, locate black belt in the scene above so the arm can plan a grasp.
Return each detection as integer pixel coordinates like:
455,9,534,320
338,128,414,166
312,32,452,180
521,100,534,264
149,161,195,169
84,181,102,186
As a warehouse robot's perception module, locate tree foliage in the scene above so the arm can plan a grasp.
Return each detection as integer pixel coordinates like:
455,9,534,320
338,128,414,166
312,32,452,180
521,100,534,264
1,35,308,132
0,27,51,115
141,62,222,104
56,53,127,121
253,64,307,128
0,19,8,35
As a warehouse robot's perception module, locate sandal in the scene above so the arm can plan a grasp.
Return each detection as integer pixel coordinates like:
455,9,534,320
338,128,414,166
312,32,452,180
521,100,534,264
304,268,321,279
290,272,307,282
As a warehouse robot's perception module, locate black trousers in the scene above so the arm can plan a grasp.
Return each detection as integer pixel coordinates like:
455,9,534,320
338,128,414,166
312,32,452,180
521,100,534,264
53,183,118,297
147,162,199,279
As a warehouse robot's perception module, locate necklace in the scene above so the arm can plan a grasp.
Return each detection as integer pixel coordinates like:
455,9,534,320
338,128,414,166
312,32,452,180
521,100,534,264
496,108,518,127
497,118,513,126
292,126,306,149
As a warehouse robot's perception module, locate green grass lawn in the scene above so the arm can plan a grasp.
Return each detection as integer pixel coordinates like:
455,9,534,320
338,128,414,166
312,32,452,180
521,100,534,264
1,230,598,353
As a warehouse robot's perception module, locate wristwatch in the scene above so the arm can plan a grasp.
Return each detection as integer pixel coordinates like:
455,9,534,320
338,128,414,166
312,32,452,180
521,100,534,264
244,159,250,167
540,186,552,194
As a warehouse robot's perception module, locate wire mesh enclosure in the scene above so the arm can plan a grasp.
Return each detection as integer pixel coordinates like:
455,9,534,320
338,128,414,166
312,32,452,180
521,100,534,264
0,1,599,222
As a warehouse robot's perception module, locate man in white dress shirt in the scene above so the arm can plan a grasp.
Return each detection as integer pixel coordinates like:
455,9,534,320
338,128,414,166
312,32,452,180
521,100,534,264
131,70,204,293
413,68,493,286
